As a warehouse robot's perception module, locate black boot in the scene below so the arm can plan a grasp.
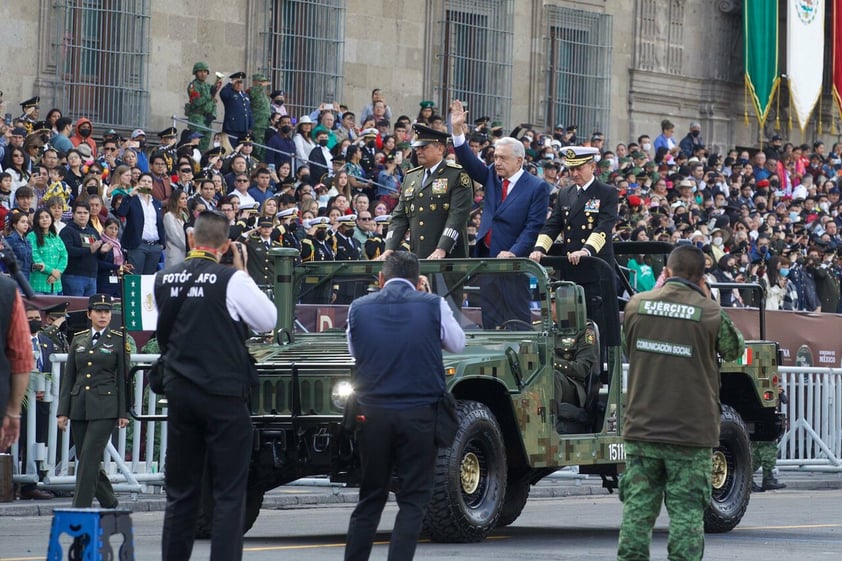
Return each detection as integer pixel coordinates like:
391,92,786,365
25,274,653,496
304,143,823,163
762,476,786,491
751,481,764,493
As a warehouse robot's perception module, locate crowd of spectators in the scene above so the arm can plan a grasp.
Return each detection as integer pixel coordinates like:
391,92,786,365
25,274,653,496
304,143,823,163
1,84,842,313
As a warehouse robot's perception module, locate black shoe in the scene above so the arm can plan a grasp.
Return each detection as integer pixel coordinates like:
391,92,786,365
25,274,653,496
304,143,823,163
19,488,55,500
762,477,787,491
751,481,764,493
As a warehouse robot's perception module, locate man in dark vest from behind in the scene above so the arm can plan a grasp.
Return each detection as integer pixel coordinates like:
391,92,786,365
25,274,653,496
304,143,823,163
154,211,276,561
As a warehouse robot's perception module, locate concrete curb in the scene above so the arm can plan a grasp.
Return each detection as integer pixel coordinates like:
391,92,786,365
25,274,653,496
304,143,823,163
1,474,839,517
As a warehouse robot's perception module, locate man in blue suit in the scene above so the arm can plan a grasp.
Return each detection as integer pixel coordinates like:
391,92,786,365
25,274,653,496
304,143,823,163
450,100,550,329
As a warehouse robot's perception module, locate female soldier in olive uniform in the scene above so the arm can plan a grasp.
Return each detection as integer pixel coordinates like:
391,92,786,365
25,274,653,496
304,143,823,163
57,294,128,508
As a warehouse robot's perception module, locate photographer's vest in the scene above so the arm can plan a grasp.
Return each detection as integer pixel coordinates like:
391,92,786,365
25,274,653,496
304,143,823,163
623,279,723,448
154,257,255,397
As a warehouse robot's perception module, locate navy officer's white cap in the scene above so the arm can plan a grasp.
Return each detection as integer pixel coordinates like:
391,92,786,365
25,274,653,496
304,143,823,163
337,214,357,224
277,207,297,218
561,146,600,167
374,215,391,224
304,216,330,229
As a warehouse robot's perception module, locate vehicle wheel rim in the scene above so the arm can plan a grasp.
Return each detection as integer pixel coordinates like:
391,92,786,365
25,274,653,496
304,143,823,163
461,451,481,495
711,449,729,491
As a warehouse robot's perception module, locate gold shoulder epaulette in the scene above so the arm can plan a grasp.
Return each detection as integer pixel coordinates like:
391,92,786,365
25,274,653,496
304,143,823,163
74,329,88,336
406,165,424,173
445,160,463,169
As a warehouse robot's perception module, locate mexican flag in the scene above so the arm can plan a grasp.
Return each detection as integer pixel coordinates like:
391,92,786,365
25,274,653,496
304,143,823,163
123,275,158,331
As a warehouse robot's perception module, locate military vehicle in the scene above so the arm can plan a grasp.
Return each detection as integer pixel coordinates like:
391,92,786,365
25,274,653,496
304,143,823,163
192,244,784,542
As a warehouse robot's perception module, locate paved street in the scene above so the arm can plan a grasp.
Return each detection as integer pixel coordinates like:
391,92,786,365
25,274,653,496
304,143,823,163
1,487,840,561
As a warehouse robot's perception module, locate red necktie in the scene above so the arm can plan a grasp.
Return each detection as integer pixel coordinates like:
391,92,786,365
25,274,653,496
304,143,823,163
485,179,511,248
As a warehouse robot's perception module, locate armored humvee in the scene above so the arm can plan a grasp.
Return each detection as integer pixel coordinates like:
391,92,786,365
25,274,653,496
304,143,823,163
199,245,784,541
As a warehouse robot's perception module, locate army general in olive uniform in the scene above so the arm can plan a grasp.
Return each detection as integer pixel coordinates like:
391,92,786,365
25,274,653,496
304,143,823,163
619,246,744,561
383,124,473,260
529,146,618,266
57,294,128,508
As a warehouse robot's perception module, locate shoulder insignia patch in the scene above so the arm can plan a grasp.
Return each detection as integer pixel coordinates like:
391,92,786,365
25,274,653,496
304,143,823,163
461,173,471,188
584,327,596,345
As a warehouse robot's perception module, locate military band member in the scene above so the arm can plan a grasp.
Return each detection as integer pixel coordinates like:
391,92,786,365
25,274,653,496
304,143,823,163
151,127,179,175
382,124,473,260
57,294,128,508
274,207,301,252
300,217,334,262
244,217,283,290
19,96,40,135
529,146,619,265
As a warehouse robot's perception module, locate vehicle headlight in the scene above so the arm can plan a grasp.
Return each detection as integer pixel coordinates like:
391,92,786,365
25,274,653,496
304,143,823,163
331,381,354,409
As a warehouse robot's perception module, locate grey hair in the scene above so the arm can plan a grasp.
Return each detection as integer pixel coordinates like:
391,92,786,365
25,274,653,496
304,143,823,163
496,136,525,159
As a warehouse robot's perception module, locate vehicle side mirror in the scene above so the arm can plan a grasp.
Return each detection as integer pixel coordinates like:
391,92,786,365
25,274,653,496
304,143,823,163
554,283,587,336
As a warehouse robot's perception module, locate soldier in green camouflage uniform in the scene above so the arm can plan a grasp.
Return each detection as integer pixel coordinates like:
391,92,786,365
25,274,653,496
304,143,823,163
248,73,271,160
186,62,222,153
751,385,786,492
619,245,744,561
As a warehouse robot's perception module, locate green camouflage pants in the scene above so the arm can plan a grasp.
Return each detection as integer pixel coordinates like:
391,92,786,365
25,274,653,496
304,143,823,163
618,440,712,561
187,113,212,153
751,440,778,477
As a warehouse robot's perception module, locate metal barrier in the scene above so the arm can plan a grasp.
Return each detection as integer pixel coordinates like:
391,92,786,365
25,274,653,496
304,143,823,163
778,367,842,472
621,363,841,472
11,354,165,495
13,358,840,495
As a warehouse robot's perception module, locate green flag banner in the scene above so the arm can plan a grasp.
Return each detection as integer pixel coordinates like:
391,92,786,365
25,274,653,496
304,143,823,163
123,274,158,331
744,0,780,126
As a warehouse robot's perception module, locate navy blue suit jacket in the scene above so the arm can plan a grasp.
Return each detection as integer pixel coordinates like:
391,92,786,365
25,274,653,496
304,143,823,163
116,194,165,250
454,142,549,256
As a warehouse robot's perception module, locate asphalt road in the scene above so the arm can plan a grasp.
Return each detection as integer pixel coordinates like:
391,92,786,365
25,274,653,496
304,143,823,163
2,489,840,561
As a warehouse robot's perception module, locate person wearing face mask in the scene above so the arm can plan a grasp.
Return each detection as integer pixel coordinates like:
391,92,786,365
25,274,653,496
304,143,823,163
308,129,333,182
70,117,97,157
266,114,296,170
678,122,705,159
269,90,287,116
638,134,653,157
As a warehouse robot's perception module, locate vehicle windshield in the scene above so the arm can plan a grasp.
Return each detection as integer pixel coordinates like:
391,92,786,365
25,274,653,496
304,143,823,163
290,258,551,334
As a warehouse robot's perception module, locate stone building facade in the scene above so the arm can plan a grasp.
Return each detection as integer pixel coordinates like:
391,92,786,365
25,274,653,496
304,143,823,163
0,0,813,150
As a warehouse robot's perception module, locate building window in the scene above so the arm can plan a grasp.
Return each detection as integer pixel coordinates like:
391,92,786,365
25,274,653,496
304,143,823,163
440,0,513,128
545,6,612,137
265,0,346,121
54,0,151,129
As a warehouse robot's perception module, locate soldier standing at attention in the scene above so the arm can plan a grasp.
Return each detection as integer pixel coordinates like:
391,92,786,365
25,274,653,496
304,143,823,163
529,146,618,265
219,71,252,146
618,245,744,561
185,62,222,152
381,124,473,260
248,73,272,160
57,294,128,508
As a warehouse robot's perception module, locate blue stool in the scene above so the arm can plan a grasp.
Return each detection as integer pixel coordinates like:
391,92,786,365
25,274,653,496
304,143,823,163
47,508,134,561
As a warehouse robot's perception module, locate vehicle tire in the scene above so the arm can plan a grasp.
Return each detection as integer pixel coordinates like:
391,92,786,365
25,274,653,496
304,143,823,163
243,484,264,534
496,480,530,528
704,404,752,533
194,475,265,538
423,400,507,543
